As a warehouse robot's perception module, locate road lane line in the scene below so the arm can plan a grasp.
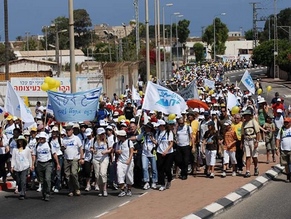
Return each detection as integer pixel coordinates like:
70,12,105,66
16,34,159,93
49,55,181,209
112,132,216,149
119,201,130,207
139,192,148,197
95,211,108,218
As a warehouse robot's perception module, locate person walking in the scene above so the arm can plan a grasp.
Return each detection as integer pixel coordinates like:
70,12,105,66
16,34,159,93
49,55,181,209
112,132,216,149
241,110,261,177
11,135,32,200
32,132,60,201
62,123,84,197
276,117,291,182
92,128,112,197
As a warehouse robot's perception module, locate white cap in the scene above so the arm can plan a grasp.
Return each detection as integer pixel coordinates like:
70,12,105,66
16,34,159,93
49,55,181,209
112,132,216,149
85,128,93,136
116,130,127,136
97,127,105,135
106,125,113,130
120,122,127,127
51,127,59,132
277,109,283,113
199,108,205,113
73,123,80,129
38,131,47,139
99,120,108,127
277,98,282,102
193,108,199,113
23,130,30,136
113,111,119,116
61,129,67,136
157,119,166,126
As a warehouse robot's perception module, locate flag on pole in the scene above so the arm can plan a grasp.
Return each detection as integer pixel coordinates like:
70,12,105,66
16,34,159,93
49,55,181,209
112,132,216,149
132,85,141,101
47,88,102,122
241,70,255,94
177,80,199,100
5,82,35,127
142,81,187,115
227,91,239,110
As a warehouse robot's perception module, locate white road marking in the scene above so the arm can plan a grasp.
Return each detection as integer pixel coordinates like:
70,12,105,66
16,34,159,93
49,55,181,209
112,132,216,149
119,201,130,207
139,192,148,197
95,211,109,218
230,75,236,78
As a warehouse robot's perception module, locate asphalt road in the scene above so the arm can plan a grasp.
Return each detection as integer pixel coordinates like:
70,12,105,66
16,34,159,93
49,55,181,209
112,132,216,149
0,186,146,219
215,173,291,219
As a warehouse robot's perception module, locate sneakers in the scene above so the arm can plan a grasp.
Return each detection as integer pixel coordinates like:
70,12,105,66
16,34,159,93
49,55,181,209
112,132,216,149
53,188,59,193
232,171,236,177
126,190,132,197
151,183,157,189
75,190,81,196
98,192,103,197
143,182,150,190
14,186,19,194
68,192,74,197
19,196,25,200
95,185,100,191
103,190,108,197
113,183,119,190
118,190,126,197
221,171,226,178
165,181,171,189
244,172,251,178
159,186,166,191
44,194,50,202
37,184,42,192
209,173,215,178
254,168,259,176
85,185,91,192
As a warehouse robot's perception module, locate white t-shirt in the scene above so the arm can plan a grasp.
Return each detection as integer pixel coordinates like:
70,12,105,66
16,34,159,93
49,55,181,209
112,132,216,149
78,133,87,146
83,139,93,162
137,132,155,157
9,138,17,155
33,142,52,162
93,140,109,162
5,123,16,140
28,138,37,151
11,147,32,172
36,106,44,119
277,127,291,151
50,138,63,156
156,130,174,154
63,135,82,160
107,135,116,148
0,134,8,155
116,139,134,164
177,125,192,147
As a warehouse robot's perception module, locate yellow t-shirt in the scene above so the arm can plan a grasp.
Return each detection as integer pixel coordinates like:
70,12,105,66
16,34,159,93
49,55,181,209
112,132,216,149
231,122,242,141
190,119,199,145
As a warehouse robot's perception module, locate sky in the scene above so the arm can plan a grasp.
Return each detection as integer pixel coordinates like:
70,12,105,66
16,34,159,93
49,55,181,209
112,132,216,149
0,0,290,41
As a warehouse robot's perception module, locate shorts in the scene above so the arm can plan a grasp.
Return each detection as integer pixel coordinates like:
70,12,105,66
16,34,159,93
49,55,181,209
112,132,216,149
117,161,134,185
244,139,258,158
265,139,275,151
205,149,217,166
223,151,237,165
280,150,291,166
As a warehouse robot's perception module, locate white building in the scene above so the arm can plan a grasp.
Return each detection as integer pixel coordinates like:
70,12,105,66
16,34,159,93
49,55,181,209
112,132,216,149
14,50,87,65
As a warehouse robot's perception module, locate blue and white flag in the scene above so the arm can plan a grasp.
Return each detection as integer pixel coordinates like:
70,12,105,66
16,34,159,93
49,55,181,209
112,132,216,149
132,85,141,101
0,106,4,114
178,80,199,100
142,81,187,115
204,78,215,89
227,91,240,110
46,99,54,116
241,70,255,94
5,82,35,127
47,87,102,122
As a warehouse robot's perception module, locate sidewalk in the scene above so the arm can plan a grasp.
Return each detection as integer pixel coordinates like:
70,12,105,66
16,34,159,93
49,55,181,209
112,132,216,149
100,153,279,219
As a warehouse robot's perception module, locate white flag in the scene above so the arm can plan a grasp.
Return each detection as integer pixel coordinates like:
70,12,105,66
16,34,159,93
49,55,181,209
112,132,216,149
227,91,239,110
142,81,187,115
241,70,255,94
178,80,199,100
5,82,35,128
132,85,141,101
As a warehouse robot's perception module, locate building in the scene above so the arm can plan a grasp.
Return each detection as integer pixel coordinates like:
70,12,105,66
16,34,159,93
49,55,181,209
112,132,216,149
14,49,87,65
0,58,56,80
94,23,135,39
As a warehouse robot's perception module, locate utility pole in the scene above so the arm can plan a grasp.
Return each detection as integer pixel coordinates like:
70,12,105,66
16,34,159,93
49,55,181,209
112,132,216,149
273,0,278,79
133,0,140,60
201,26,205,38
68,0,76,93
4,0,9,80
250,2,260,48
145,0,150,82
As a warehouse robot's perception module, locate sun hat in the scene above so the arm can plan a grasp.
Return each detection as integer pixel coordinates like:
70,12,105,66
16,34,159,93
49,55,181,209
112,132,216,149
85,128,93,136
116,130,127,137
97,127,105,135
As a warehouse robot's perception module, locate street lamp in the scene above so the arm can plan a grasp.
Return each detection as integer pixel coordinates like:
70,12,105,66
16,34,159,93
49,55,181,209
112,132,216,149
170,12,180,67
103,30,113,62
175,14,183,69
56,29,67,77
25,32,30,57
162,3,173,80
213,12,226,62
42,26,49,60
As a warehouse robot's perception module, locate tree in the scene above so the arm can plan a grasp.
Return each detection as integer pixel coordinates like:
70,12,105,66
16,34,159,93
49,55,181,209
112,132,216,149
244,29,253,40
23,38,39,51
202,18,229,58
0,43,16,63
177,19,190,44
193,43,204,62
74,9,93,49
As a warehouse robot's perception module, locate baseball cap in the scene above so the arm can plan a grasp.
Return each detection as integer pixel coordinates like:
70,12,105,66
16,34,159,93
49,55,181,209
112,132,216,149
130,118,136,124
85,128,93,136
73,123,80,129
106,125,113,130
284,117,291,123
51,127,59,132
116,130,127,137
38,132,47,139
64,122,74,130
157,119,166,126
224,120,232,126
97,127,106,135
277,98,282,102
23,130,30,136
277,109,283,113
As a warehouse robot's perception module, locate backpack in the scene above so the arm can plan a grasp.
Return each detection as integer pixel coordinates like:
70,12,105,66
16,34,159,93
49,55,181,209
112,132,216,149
114,139,131,162
35,141,53,161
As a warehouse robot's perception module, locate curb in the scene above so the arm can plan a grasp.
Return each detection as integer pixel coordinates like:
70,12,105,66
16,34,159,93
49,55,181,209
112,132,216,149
182,164,284,219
